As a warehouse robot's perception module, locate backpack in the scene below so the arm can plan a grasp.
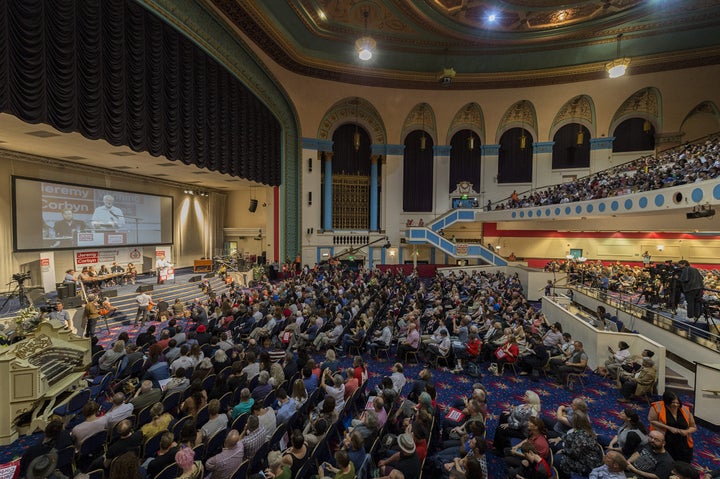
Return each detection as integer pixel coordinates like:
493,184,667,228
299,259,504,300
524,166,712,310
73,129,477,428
465,361,483,378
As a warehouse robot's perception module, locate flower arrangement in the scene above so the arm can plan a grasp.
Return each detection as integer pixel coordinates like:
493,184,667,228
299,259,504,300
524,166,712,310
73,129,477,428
15,306,42,334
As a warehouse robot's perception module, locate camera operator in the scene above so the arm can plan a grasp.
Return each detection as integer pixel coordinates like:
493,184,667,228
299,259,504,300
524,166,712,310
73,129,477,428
49,301,72,331
678,260,704,322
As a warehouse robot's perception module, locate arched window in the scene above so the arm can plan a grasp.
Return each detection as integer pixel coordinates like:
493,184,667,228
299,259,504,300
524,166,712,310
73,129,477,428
612,118,655,152
449,129,482,193
498,128,532,183
552,123,590,169
403,130,434,211
323,124,372,229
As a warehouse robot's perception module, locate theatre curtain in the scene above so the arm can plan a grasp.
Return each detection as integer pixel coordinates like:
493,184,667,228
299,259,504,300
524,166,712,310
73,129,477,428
0,0,281,186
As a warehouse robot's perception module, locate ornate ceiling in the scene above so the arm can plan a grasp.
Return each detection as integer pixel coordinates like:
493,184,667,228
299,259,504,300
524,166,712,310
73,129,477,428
210,0,720,89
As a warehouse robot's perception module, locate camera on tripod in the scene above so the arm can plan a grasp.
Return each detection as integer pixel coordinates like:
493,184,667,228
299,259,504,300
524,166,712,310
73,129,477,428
12,272,31,283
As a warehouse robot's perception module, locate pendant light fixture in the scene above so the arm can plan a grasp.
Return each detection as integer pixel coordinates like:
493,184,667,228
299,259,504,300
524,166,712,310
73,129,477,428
606,33,630,78
420,106,427,151
355,9,376,61
467,133,475,151
353,98,360,152
576,125,584,145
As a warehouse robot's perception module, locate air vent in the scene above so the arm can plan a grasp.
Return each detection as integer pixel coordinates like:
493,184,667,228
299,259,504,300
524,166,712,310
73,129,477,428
26,130,61,138
157,162,176,167
62,155,87,161
110,152,136,157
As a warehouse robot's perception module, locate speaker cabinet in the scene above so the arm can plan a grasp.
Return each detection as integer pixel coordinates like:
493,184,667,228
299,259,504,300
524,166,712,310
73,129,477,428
204,272,216,279
136,284,154,293
248,199,258,212
64,296,84,308
189,275,202,283
104,289,118,298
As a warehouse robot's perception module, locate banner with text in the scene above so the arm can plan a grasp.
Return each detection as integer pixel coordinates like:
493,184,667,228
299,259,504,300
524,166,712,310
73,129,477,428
74,247,144,270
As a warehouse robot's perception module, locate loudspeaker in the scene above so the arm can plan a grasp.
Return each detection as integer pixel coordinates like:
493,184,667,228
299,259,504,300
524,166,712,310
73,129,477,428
136,284,154,293
56,284,70,300
64,296,84,308
204,272,216,279
104,289,118,298
189,275,202,283
248,199,258,213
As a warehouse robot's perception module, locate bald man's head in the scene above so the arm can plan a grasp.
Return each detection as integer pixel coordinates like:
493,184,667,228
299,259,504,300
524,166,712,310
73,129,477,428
225,429,241,448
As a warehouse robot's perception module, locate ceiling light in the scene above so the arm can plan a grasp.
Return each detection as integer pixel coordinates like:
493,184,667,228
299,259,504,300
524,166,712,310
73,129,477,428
488,13,497,22
356,9,375,61
606,34,630,78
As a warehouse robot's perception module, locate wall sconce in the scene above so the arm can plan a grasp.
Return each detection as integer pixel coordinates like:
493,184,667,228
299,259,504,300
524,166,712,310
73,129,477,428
657,245,664,252
308,191,312,206
389,250,395,256
308,157,312,172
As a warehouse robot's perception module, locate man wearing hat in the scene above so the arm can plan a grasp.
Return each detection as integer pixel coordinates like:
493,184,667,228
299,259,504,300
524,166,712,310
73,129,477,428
82,294,100,338
26,451,67,479
377,433,421,479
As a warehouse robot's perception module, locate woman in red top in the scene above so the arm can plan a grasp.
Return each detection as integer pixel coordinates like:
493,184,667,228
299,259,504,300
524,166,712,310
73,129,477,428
491,335,520,376
451,332,481,373
352,356,368,384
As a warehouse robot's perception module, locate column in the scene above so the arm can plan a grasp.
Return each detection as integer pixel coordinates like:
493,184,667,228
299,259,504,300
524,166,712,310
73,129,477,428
323,151,333,231
533,142,554,187
481,144,500,209
590,137,615,173
370,154,379,231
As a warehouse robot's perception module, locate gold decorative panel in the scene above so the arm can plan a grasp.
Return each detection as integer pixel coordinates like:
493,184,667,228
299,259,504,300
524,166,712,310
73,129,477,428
332,174,369,230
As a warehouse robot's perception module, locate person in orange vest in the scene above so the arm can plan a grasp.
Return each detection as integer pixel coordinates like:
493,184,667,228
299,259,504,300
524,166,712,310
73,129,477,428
648,391,697,463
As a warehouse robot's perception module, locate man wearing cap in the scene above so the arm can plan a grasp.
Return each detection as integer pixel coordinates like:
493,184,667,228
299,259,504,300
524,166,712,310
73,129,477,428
377,433,422,479
83,294,100,338
195,324,211,345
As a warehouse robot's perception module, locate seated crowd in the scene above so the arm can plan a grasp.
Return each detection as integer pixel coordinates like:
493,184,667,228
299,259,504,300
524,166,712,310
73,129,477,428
19,265,712,479
492,134,720,211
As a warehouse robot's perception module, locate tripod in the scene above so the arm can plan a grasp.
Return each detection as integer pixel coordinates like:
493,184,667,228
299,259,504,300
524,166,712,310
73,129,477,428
1,279,29,312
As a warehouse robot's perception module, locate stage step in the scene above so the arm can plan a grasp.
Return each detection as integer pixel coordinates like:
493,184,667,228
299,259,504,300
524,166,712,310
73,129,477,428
665,366,694,394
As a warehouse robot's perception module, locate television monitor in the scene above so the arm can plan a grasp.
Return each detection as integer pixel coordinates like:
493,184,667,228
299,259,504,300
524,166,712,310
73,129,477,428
13,176,173,251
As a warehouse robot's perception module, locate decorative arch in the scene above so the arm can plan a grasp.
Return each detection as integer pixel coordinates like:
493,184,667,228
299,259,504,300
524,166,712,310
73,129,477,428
609,87,662,136
447,103,486,145
679,101,720,140
549,95,596,139
497,100,538,144
318,97,387,145
401,103,437,146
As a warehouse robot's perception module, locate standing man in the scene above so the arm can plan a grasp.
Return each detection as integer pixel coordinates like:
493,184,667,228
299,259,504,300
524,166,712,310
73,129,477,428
135,290,152,326
678,260,704,322
91,194,125,230
83,294,100,338
155,254,172,284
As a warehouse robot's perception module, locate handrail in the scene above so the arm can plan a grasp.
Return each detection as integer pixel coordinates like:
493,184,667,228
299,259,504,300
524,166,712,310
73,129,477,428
486,130,720,210
573,283,720,352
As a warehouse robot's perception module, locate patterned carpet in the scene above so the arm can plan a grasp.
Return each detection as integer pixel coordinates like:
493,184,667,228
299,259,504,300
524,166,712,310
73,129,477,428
2,326,719,478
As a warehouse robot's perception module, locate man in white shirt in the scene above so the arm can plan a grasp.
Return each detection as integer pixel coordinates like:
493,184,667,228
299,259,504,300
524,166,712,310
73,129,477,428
135,291,151,325
104,392,134,431
155,254,172,285
91,194,125,230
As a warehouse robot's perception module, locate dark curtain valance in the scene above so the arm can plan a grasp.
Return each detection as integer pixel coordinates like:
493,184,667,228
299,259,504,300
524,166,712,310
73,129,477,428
449,129,482,193
0,0,281,185
552,123,590,169
403,130,434,212
498,128,533,183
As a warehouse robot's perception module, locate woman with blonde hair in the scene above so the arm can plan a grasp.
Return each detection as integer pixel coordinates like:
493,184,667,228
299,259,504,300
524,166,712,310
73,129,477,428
140,402,173,439
493,390,541,455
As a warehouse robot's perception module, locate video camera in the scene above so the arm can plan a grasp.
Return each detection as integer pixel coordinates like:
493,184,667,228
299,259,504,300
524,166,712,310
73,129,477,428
647,262,680,280
12,272,31,283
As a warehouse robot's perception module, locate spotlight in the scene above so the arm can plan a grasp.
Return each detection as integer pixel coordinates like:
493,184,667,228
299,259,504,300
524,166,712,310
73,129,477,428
487,13,497,22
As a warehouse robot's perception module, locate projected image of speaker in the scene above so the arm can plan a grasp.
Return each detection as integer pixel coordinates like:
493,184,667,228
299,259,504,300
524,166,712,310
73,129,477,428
248,199,258,213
